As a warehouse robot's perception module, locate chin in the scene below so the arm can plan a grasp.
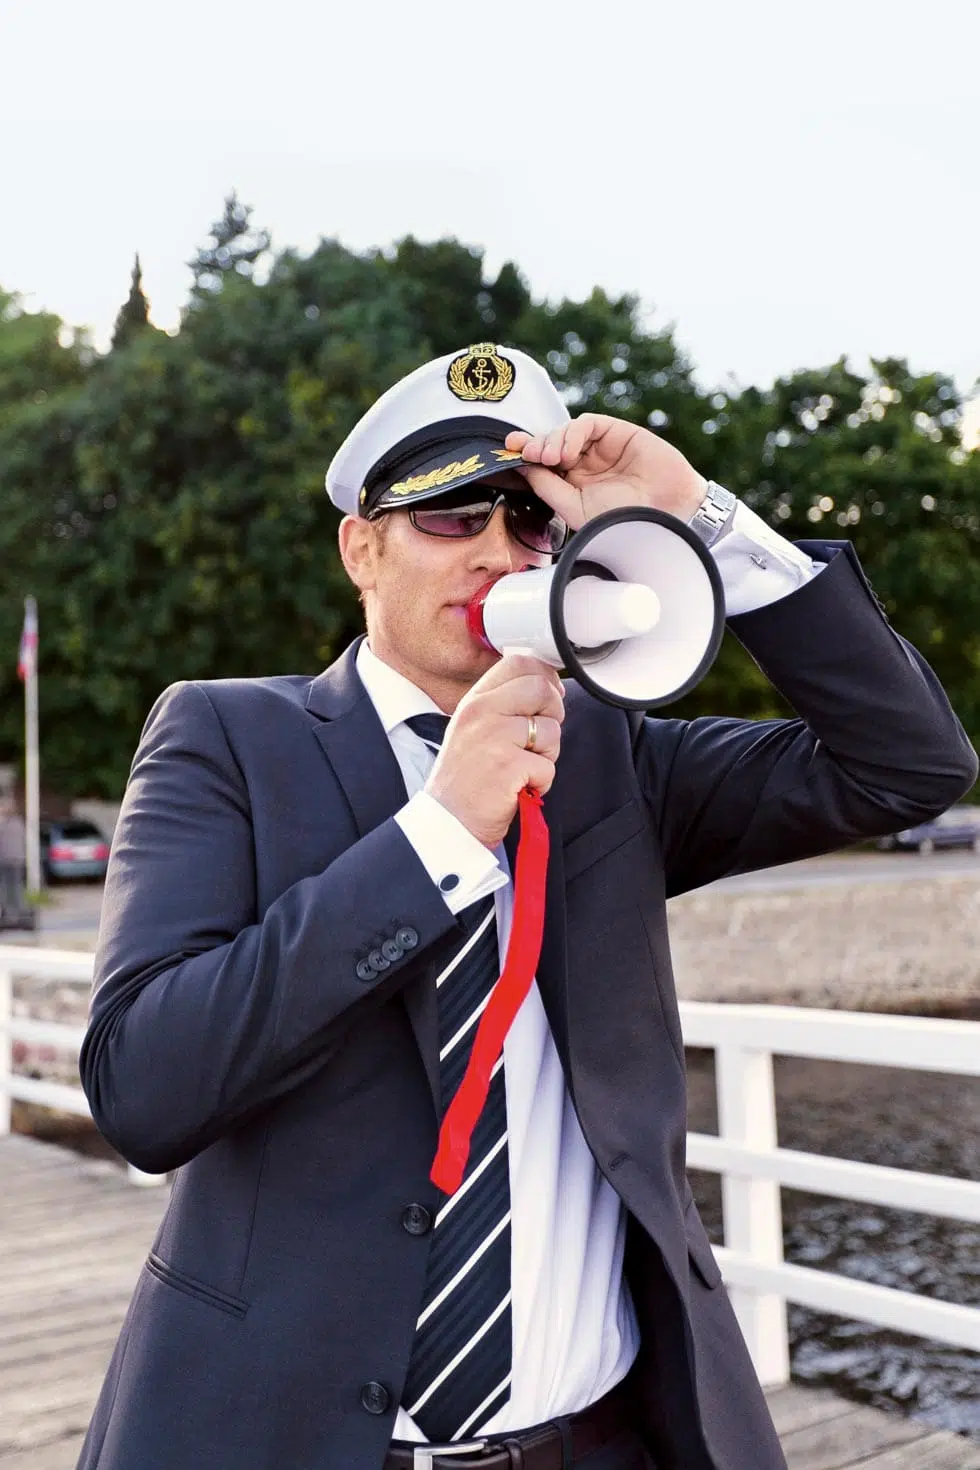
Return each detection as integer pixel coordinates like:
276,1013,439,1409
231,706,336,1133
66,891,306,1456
436,637,499,689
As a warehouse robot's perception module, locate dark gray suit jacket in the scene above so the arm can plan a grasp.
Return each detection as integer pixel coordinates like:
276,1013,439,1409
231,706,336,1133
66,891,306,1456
77,543,977,1470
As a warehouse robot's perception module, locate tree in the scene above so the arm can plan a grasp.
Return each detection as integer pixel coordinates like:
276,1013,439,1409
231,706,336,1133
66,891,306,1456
110,255,151,349
0,292,92,785
0,289,90,416
0,217,976,799
712,357,980,751
188,192,271,298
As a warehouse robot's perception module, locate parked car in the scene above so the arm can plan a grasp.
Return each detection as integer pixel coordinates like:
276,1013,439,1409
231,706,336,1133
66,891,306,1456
40,819,111,881
876,804,980,854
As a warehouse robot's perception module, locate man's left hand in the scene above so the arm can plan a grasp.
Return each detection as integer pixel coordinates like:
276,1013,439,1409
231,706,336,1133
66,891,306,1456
506,414,705,531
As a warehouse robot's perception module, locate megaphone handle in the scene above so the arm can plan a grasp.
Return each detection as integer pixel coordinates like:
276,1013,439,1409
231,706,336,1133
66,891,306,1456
430,785,550,1194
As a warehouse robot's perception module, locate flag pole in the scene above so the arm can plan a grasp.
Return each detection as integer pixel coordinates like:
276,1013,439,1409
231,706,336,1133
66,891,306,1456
22,597,41,894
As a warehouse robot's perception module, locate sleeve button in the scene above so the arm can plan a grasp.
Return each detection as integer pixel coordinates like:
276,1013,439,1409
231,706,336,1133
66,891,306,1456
381,938,403,963
355,959,376,982
395,926,419,950
359,1381,390,1415
368,948,390,972
439,873,460,893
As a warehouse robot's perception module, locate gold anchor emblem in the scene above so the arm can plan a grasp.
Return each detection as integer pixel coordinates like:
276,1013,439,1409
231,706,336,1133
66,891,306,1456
447,343,515,402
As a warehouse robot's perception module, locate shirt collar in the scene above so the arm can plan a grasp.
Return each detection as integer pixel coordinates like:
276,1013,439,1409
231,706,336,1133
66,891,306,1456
355,639,445,737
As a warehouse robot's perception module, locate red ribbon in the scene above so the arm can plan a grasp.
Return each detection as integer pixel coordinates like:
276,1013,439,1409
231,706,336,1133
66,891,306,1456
429,786,550,1195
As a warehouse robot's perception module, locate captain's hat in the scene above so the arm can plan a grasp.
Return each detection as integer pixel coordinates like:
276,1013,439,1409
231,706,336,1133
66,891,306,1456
325,343,570,517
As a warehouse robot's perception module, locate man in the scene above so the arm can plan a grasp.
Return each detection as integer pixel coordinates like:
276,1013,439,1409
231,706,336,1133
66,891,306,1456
78,344,976,1470
0,795,27,926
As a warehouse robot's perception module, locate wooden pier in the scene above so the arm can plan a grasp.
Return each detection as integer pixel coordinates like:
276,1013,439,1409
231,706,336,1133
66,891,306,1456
1,1134,976,1469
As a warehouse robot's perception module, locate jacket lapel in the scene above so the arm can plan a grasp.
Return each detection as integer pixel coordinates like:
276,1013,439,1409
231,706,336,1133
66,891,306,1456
307,641,441,1107
307,640,408,840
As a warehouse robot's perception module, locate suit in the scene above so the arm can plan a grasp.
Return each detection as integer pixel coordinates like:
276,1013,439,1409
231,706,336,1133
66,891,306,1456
78,542,977,1469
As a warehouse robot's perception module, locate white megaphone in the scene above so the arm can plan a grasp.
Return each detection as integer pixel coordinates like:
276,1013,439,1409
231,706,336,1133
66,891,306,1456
466,506,725,709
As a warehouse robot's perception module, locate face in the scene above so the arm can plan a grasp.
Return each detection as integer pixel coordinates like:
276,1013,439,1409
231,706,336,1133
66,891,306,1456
339,473,555,710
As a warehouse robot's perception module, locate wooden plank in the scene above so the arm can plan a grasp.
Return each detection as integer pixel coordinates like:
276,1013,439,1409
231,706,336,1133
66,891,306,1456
0,1433,85,1470
0,1319,123,1371
1,1343,115,1396
0,1375,108,1454
0,1176,154,1217
0,1225,155,1274
0,1261,149,1305
856,1434,980,1469
778,1403,930,1469
0,1296,134,1349
766,1383,856,1435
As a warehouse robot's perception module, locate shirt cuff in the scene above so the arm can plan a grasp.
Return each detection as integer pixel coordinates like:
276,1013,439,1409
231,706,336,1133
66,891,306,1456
394,791,508,914
709,499,825,617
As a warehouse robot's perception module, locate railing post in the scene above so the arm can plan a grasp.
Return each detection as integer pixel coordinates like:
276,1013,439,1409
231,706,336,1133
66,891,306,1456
126,1162,168,1188
715,1038,790,1386
0,967,11,1136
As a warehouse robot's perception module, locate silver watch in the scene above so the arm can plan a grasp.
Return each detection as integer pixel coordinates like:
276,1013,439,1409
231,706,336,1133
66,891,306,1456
688,481,737,547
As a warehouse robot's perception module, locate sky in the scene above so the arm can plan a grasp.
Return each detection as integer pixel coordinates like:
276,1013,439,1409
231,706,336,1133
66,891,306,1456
2,0,979,405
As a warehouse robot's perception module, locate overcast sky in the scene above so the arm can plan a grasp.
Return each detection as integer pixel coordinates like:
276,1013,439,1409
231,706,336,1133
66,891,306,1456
3,0,978,400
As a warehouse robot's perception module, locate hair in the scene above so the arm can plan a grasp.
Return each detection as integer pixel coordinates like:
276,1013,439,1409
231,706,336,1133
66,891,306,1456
367,511,392,553
357,512,392,624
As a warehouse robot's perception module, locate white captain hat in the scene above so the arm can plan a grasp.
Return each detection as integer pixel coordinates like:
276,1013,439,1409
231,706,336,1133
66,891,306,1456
324,343,570,518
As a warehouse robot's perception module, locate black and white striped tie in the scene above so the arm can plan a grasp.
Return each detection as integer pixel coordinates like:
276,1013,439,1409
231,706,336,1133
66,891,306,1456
400,714,513,1441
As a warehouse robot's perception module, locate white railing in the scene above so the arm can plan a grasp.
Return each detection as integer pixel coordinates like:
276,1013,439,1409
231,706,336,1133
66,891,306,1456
0,945,165,1187
681,1000,980,1384
1,946,978,1385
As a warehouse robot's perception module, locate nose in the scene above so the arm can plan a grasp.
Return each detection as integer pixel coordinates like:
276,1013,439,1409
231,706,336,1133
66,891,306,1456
469,503,523,576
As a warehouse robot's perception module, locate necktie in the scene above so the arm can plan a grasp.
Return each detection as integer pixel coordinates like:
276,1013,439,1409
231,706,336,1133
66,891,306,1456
400,713,513,1440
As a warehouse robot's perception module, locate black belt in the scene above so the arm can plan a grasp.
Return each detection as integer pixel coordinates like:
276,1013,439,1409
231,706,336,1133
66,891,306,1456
384,1382,632,1469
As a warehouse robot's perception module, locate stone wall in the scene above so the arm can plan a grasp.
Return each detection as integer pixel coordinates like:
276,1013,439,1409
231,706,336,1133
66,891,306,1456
71,800,122,840
667,873,980,1014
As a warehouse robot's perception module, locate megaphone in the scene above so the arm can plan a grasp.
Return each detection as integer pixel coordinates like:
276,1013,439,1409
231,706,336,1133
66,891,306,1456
466,506,725,709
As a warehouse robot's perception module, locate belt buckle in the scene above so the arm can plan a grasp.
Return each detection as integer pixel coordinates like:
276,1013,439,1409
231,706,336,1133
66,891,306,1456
413,1439,489,1468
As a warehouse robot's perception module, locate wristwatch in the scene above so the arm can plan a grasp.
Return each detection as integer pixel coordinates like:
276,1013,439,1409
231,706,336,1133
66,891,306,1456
688,481,737,547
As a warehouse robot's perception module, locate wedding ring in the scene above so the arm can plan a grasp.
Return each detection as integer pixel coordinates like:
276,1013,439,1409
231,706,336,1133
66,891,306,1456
525,716,538,752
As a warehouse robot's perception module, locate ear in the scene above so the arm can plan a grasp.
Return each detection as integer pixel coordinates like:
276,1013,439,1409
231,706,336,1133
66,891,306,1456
338,515,379,593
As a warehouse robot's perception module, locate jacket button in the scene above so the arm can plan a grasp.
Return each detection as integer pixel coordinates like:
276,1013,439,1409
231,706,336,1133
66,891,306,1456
401,1203,433,1236
355,959,376,982
395,926,419,951
382,938,403,963
368,948,390,972
360,1381,390,1415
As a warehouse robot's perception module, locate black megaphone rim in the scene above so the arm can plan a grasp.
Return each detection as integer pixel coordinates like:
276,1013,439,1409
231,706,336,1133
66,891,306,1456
547,505,726,710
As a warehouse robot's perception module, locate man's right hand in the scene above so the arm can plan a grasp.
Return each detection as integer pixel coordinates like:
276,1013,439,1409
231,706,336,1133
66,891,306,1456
426,655,566,848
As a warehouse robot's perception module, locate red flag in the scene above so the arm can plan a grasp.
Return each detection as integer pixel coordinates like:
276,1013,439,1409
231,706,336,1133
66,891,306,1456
17,598,38,682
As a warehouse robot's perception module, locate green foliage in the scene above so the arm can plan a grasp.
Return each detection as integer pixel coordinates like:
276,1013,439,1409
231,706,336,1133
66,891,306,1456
0,210,977,797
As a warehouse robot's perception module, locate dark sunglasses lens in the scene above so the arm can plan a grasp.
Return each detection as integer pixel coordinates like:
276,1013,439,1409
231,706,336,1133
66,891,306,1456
508,498,568,554
410,490,566,554
411,502,493,537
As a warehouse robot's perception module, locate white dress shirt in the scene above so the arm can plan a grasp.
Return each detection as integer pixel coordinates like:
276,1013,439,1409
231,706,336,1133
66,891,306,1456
359,500,819,1442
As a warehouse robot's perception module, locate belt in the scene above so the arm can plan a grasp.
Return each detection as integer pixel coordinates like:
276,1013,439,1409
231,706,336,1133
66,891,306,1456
384,1383,631,1469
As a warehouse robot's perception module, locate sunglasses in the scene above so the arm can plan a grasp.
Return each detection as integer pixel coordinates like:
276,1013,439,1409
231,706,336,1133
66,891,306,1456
378,488,568,556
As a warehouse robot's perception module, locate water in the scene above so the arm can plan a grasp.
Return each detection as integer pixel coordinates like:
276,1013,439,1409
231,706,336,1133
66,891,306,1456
685,1049,980,1441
